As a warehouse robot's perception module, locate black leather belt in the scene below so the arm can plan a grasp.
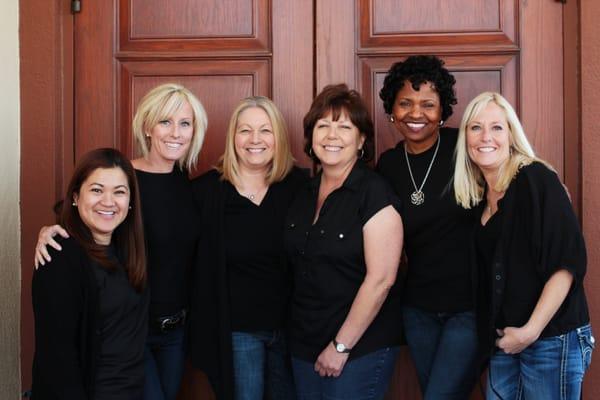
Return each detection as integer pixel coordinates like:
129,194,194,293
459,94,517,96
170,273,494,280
151,309,187,333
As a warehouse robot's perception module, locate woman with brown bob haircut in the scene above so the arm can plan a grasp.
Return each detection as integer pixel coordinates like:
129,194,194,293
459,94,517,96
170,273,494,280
285,84,403,399
32,148,148,400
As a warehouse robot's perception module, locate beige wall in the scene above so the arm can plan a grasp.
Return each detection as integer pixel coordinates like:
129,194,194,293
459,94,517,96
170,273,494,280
0,0,21,397
581,0,600,397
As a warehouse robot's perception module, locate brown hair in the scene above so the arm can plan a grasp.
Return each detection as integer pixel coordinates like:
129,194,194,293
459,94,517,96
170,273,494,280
61,148,147,291
303,83,375,163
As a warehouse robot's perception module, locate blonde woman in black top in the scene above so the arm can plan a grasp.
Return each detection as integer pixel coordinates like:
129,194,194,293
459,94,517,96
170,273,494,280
454,92,593,399
34,83,207,400
189,96,304,400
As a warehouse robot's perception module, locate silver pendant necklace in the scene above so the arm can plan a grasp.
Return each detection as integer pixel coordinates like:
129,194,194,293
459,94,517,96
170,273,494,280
404,134,441,205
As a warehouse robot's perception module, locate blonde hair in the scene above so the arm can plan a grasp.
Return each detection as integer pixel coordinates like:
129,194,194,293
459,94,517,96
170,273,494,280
454,92,553,208
216,96,294,186
132,83,208,171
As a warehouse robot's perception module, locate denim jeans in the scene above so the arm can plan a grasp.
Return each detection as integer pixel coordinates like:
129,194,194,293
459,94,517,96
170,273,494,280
402,306,479,400
231,330,296,400
487,324,595,400
143,326,186,400
291,346,400,400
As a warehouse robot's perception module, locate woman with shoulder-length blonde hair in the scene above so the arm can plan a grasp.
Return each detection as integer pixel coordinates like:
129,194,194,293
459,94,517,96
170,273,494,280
454,91,593,399
189,96,306,400
34,83,208,400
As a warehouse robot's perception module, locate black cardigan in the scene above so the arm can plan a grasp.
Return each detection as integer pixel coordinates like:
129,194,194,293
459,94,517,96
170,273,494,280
31,237,100,400
187,167,307,400
476,162,589,360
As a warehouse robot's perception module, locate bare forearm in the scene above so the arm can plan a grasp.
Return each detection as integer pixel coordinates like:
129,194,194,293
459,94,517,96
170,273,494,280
334,277,392,348
525,269,573,337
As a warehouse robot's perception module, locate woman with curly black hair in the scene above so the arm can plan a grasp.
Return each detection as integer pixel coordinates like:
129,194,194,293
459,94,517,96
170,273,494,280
376,55,479,399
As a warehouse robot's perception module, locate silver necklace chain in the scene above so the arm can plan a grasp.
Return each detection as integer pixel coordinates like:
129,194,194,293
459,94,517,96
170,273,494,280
403,134,441,205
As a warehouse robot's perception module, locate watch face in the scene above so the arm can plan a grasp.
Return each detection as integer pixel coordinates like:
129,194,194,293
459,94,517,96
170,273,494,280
336,343,345,352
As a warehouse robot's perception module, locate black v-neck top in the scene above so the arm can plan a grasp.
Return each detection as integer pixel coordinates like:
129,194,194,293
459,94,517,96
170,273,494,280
224,182,293,331
376,128,476,312
285,161,403,362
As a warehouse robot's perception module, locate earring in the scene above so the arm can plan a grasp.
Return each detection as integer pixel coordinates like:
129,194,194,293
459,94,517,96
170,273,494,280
389,115,395,123
129,206,132,210
72,201,77,206
357,148,365,159
308,148,315,158
439,120,445,127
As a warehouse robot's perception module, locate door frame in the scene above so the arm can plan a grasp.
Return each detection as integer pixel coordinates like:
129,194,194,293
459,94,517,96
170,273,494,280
18,0,582,391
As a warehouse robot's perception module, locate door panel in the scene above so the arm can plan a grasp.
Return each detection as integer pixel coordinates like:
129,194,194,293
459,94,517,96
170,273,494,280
359,0,517,50
119,0,269,53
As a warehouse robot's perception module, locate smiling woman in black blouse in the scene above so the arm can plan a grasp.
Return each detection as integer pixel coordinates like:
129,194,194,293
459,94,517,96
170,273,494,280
454,92,593,400
285,84,403,400
188,96,305,400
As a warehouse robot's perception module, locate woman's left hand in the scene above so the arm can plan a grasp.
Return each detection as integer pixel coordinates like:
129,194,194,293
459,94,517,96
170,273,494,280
495,325,540,354
314,343,349,378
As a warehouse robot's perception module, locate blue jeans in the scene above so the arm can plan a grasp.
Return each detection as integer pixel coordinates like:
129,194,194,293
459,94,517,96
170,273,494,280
487,324,595,400
402,306,478,400
143,326,186,400
231,330,296,400
291,346,400,400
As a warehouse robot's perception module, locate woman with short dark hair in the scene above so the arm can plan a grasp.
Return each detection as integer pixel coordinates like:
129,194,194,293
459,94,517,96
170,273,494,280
32,148,148,399
286,84,403,399
376,55,479,399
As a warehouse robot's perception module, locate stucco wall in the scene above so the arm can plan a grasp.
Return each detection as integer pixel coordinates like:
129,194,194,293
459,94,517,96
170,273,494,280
581,0,600,397
0,0,21,398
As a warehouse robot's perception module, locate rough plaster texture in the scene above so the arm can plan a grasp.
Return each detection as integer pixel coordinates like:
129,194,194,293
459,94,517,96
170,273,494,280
0,0,21,398
581,0,600,397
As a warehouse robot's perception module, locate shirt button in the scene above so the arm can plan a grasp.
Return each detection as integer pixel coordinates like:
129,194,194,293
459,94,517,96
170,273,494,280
320,230,325,235
495,288,502,294
290,223,295,228
495,275,502,280
338,233,344,239
494,262,502,269
299,250,305,255
305,231,308,236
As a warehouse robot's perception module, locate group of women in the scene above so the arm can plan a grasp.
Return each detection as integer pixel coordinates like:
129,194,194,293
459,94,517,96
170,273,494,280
31,55,593,400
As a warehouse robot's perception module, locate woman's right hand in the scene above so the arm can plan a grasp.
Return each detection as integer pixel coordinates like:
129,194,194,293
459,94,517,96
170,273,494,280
34,225,69,269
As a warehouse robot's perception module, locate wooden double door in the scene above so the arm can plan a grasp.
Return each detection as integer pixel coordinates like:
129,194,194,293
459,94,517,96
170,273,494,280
71,0,568,398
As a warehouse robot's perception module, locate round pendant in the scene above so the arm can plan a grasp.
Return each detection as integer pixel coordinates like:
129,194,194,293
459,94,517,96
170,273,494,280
410,190,425,205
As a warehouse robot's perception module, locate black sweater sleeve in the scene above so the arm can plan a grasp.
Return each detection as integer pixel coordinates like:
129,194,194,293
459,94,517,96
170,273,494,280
32,239,88,399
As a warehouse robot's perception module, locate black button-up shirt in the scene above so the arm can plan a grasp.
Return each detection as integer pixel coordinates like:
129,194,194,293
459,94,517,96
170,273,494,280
285,161,403,362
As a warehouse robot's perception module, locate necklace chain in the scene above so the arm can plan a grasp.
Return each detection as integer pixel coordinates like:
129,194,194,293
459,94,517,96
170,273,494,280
403,135,441,205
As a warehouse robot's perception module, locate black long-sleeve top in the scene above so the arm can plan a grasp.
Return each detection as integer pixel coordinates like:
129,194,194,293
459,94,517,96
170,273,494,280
474,162,589,355
135,167,200,318
31,237,148,400
187,167,308,400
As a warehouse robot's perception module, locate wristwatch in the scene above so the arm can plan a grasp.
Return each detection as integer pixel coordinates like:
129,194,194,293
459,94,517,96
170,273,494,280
332,338,351,354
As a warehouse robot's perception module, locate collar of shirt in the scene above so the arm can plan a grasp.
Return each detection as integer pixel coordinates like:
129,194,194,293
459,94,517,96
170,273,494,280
308,160,368,193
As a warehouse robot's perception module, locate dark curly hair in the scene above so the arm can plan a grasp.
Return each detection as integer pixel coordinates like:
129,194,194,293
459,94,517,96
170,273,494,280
379,55,457,122
303,83,375,163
